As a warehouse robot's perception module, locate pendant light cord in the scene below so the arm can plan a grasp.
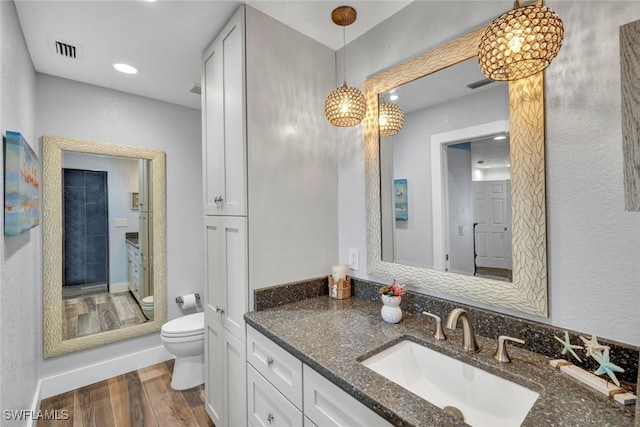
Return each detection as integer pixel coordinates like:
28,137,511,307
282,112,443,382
342,25,347,84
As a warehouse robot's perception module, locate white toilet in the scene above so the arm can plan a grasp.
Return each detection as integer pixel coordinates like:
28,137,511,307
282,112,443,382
140,296,154,320
161,311,205,390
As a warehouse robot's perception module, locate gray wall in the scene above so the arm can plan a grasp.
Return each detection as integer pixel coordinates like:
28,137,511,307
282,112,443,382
0,0,39,419
246,7,338,297
338,1,640,346
36,74,203,379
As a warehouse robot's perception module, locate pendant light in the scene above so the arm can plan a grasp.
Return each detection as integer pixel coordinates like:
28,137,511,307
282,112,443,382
478,0,564,81
325,6,366,127
379,102,404,137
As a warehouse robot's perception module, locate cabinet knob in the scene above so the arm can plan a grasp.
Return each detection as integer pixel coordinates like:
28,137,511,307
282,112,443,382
267,413,274,424
266,356,274,367
215,306,221,313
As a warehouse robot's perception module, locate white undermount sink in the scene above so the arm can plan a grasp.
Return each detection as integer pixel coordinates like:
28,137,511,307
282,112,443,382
361,340,539,427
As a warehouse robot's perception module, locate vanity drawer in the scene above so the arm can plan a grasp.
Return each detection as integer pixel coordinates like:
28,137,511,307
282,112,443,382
247,325,303,409
303,364,392,427
247,364,303,427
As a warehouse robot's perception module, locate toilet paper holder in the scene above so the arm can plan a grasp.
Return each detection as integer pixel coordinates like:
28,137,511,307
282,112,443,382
175,293,200,305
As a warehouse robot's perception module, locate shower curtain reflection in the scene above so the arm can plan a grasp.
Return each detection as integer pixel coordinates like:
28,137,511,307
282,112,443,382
63,168,109,297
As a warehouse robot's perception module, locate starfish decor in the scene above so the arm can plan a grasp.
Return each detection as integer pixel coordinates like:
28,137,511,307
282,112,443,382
579,334,609,358
554,331,583,362
592,347,624,387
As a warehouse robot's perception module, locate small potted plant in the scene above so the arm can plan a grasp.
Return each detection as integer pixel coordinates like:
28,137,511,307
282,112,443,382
378,279,406,323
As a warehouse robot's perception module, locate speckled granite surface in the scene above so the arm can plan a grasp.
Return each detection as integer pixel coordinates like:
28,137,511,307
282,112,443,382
352,278,639,385
254,277,328,311
254,276,639,385
246,296,636,426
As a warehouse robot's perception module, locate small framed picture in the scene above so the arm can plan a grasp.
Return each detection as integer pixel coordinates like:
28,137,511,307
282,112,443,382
130,192,139,210
394,179,408,221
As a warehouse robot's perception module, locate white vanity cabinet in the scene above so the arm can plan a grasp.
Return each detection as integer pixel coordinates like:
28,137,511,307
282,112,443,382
247,325,303,408
247,326,392,427
202,7,246,217
126,241,142,303
303,365,393,427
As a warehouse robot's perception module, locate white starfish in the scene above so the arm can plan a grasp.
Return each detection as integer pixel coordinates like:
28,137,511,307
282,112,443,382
554,331,583,362
579,334,609,358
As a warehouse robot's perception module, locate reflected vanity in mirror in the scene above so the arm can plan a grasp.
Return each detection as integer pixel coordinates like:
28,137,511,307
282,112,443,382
43,135,166,357
365,26,548,316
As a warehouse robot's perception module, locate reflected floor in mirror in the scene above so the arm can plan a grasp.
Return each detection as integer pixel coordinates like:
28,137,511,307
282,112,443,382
63,291,147,340
37,360,213,427
475,267,512,282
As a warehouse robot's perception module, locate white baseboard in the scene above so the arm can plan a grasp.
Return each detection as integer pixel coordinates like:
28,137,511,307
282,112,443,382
109,282,130,293
25,380,43,427
38,345,173,400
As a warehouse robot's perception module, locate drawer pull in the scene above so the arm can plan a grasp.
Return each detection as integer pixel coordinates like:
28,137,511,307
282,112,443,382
267,413,274,424
266,356,274,367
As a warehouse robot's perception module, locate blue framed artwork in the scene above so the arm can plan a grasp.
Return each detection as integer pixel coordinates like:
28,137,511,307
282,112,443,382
4,131,40,236
394,178,408,221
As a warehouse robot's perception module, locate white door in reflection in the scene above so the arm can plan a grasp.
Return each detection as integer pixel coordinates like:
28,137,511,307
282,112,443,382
473,180,512,270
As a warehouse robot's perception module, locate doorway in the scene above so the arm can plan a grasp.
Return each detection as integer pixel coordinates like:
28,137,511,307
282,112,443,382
62,168,110,297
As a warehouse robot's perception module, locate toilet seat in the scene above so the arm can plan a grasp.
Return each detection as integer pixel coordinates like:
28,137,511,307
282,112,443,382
161,312,204,338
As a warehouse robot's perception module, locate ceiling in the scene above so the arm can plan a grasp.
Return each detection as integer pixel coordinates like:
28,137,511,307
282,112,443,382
14,1,412,110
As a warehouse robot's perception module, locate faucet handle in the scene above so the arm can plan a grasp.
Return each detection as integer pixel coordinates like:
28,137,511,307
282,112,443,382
493,335,525,363
422,311,447,340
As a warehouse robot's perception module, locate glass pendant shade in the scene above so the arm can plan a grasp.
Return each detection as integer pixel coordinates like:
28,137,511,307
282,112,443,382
378,102,404,136
325,82,367,127
478,2,564,81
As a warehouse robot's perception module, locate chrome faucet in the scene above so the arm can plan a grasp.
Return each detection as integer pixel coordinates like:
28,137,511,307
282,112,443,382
445,308,480,353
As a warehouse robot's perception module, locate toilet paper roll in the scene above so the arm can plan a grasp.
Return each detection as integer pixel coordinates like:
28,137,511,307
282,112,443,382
180,293,198,310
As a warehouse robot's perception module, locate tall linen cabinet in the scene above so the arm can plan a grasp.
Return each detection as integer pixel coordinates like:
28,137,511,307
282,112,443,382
201,6,338,427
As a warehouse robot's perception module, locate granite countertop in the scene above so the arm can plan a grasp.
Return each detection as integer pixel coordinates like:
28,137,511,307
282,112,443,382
245,296,636,427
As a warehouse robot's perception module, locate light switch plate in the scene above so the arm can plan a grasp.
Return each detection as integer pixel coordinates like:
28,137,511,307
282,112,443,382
348,248,359,271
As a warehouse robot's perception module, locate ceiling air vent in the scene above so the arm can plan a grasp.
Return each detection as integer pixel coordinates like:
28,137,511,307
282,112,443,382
467,78,494,90
54,40,78,59
190,83,202,95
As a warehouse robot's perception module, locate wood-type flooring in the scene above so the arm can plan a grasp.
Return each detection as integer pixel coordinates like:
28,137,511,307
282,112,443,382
63,291,148,340
37,359,214,427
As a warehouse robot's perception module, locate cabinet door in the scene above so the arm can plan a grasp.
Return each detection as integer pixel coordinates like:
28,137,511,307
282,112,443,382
303,365,393,427
206,318,248,427
202,6,247,216
224,328,247,427
205,316,224,426
203,216,248,342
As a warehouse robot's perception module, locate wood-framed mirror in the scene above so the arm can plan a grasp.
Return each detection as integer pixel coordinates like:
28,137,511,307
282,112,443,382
43,135,167,357
364,26,548,317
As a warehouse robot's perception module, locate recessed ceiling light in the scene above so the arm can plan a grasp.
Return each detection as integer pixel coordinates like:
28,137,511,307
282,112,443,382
113,63,138,74
389,94,398,101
